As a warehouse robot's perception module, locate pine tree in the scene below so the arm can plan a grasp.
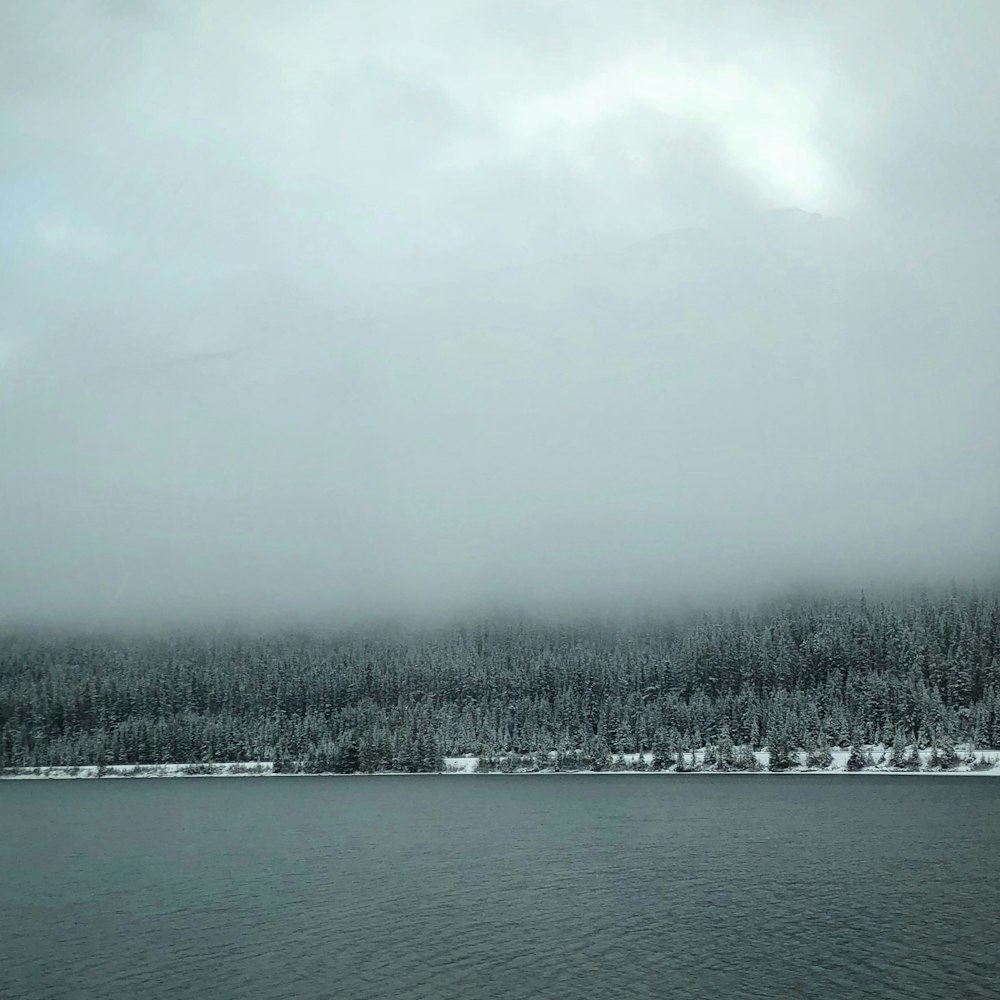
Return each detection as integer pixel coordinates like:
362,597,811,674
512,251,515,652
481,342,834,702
888,728,908,769
714,724,736,771
651,732,671,771
734,744,761,771
588,736,609,772
846,743,867,771
337,737,361,773
768,719,794,771
273,741,291,774
806,742,833,769
937,733,959,770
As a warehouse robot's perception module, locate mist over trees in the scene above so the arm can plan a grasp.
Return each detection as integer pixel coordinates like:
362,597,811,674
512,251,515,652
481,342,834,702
4,6,1000,630
2,588,998,772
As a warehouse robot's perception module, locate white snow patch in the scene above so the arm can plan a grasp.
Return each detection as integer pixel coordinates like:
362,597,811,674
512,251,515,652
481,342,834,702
3,748,998,779
1,762,273,780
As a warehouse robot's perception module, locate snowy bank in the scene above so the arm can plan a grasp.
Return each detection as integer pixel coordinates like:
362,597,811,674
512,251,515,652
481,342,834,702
448,747,1000,775
3,747,999,779
0,762,274,780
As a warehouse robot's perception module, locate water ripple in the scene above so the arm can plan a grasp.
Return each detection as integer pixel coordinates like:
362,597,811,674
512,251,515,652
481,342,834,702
1,776,998,1000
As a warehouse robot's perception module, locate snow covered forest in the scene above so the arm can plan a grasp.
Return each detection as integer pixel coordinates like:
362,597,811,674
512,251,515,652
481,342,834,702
2,589,999,773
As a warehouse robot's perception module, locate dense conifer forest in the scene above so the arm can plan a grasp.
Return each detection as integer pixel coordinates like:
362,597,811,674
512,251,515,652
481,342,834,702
2,589,999,773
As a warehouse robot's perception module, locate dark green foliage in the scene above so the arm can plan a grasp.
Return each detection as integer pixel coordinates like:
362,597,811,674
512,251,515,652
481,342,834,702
180,762,220,776
846,744,868,771
934,734,960,770
768,720,797,771
805,743,834,769
272,742,293,774
650,734,673,771
1,588,998,772
888,728,909,768
708,724,737,771
733,744,762,771
585,737,610,771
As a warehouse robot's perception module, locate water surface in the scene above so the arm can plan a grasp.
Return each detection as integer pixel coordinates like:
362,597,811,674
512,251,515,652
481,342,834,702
2,776,997,999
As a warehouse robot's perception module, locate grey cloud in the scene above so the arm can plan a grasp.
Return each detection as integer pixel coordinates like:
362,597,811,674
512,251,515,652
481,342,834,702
1,1,998,625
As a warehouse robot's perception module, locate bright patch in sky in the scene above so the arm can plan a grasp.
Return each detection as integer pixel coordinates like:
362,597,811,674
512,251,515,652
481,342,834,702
496,46,849,213
731,129,843,210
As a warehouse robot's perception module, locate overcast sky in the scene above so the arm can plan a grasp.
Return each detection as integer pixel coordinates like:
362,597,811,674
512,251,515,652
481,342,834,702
2,1,998,625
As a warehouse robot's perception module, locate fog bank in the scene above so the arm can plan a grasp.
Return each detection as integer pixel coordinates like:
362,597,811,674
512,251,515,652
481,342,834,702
2,2,998,625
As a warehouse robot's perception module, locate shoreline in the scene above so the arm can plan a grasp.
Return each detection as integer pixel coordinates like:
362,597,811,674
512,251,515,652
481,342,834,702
3,748,998,780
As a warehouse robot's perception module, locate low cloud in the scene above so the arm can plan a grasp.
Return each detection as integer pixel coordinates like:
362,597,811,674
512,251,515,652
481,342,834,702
1,1,998,624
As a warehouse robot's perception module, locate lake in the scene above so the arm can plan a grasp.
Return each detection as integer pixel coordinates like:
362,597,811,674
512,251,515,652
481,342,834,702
2,776,998,999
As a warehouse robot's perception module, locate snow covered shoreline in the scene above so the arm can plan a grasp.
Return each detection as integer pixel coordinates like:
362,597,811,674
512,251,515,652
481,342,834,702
3,748,998,779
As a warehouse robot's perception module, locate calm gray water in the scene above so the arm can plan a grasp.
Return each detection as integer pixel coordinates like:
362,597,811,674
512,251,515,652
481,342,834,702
2,776,998,1000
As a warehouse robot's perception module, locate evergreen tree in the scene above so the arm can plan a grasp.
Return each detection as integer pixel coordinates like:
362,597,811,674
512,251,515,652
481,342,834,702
846,743,867,771
714,724,736,771
888,728,908,769
768,720,795,772
273,741,292,774
733,744,761,771
587,737,609,772
651,733,672,771
936,733,959,770
805,742,833,769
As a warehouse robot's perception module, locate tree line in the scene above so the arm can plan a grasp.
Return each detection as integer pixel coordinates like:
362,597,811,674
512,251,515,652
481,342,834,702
2,588,999,771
